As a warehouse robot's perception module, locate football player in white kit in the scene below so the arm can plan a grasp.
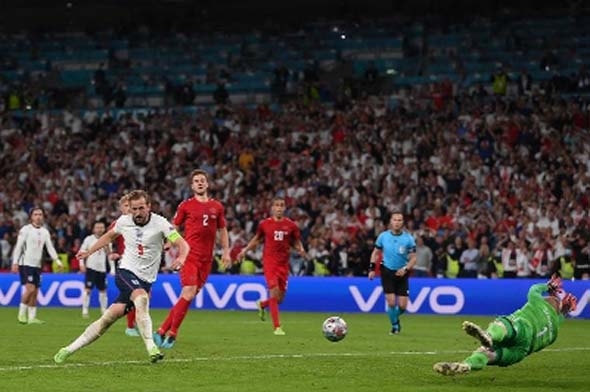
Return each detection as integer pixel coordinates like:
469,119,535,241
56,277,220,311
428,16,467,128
54,190,189,364
11,207,63,324
80,220,115,318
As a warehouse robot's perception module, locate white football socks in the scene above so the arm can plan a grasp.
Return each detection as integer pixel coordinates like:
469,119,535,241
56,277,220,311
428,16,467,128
66,309,118,353
19,303,28,319
82,291,90,316
133,294,156,351
27,306,37,320
99,292,108,314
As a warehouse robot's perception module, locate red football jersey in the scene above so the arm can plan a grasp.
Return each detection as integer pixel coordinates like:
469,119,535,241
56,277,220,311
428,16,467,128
257,217,301,267
174,197,226,261
108,219,125,255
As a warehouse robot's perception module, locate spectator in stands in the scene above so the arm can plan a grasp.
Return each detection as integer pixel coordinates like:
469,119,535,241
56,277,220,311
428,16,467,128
550,248,575,280
516,69,533,96
491,68,508,96
499,238,518,278
530,240,553,278
112,83,127,108
459,237,480,278
0,232,13,270
272,63,290,102
413,235,433,277
93,63,107,96
515,239,531,278
180,81,195,105
571,235,590,280
213,83,229,105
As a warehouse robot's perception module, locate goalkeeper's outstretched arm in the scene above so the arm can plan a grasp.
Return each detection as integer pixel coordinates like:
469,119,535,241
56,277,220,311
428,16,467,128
527,283,550,305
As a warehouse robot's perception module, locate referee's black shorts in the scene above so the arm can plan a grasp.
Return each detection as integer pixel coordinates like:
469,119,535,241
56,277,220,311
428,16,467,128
380,265,409,296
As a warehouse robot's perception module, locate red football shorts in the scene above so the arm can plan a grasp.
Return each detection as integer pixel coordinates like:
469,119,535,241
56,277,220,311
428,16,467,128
264,265,289,292
180,261,212,288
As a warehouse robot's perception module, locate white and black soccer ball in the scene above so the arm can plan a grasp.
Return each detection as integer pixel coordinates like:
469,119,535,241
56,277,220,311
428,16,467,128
322,316,348,342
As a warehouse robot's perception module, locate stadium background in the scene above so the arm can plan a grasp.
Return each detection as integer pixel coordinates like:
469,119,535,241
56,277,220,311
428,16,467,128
1,0,589,318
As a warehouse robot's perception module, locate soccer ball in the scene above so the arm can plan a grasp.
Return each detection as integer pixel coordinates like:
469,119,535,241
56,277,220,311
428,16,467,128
322,316,348,342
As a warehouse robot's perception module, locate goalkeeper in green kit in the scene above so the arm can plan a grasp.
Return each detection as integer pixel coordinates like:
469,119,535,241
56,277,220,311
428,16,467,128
434,274,577,376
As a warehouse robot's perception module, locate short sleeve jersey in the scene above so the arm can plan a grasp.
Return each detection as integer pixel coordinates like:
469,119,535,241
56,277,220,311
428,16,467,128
12,224,58,268
173,198,226,262
375,230,416,270
80,234,108,272
115,213,178,282
257,217,301,267
108,220,125,255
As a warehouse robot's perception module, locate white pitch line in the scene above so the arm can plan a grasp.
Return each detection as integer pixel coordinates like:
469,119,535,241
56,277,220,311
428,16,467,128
1,347,588,372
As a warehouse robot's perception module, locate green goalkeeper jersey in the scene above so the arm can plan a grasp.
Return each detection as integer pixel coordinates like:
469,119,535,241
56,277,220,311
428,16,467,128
506,283,565,353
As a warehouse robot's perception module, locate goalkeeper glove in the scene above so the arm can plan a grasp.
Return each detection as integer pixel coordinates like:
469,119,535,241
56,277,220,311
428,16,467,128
547,273,562,294
561,292,577,314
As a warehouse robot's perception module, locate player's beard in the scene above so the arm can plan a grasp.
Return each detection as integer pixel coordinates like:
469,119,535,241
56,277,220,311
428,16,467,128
133,213,149,226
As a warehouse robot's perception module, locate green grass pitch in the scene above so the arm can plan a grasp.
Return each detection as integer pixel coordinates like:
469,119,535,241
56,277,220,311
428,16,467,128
1,307,588,392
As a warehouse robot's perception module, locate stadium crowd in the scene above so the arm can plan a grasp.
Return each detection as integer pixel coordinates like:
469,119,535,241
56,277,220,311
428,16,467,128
1,84,589,280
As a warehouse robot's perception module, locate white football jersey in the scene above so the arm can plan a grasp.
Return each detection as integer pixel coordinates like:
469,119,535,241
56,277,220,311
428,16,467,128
114,213,178,282
80,234,109,272
12,224,58,268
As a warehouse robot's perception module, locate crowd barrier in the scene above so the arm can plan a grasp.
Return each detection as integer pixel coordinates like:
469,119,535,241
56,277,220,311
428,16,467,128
0,274,588,318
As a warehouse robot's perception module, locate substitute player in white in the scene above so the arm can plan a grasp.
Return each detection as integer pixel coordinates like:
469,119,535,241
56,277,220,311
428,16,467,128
80,221,115,318
54,190,189,364
11,207,63,324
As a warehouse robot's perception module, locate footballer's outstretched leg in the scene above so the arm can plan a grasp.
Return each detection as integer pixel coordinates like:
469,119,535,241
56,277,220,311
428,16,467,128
433,362,471,376
148,346,164,363
462,321,493,348
54,348,72,364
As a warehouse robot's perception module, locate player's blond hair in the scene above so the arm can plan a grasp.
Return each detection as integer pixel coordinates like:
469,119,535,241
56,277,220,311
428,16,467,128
119,193,130,206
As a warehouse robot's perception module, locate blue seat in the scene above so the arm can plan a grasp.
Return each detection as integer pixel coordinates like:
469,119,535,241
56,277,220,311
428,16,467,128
60,69,93,87
193,84,218,95
0,70,24,81
126,84,164,95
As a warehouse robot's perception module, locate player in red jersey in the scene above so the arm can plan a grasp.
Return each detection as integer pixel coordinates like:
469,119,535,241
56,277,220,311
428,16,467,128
107,194,138,336
154,169,231,348
237,196,308,335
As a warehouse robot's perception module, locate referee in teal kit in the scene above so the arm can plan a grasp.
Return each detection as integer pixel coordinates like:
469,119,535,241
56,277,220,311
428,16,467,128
368,211,416,335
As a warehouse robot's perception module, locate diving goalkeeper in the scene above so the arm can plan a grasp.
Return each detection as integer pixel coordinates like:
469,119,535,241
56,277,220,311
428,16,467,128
434,274,577,376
